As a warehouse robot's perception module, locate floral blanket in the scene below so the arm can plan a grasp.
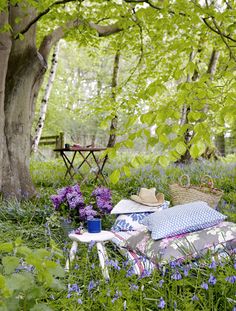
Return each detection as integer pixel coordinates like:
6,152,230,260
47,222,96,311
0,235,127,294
124,221,236,266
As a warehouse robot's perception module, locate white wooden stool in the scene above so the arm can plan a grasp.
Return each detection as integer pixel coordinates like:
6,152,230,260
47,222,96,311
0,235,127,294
65,230,114,280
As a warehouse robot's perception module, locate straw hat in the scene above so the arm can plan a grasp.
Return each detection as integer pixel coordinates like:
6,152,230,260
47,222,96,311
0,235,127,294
130,187,165,206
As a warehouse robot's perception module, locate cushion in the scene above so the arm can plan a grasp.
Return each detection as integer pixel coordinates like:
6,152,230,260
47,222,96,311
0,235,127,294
142,201,227,240
111,199,170,214
111,212,151,232
125,221,236,265
112,231,156,275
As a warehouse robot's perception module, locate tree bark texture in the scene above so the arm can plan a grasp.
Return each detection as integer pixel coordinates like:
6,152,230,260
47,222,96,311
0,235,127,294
32,42,60,153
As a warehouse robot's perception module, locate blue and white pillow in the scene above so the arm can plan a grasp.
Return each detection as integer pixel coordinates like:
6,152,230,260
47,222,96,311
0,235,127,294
111,201,170,232
112,212,151,232
142,201,227,240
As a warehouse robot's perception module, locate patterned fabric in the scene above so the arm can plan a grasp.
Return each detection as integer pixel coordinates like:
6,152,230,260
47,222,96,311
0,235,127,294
142,201,227,240
125,221,236,266
111,212,151,232
112,231,156,275
111,199,170,214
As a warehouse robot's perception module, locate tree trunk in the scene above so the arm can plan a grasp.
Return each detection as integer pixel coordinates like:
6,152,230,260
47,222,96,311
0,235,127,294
0,11,12,194
107,49,120,148
0,3,122,199
2,5,47,198
179,49,220,163
32,42,60,153
215,134,226,156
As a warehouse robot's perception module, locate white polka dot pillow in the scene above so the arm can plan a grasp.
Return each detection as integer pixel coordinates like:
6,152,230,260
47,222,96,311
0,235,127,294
141,201,227,240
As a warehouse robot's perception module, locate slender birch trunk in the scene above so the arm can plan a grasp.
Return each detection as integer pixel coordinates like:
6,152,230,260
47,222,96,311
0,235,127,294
107,49,120,148
32,42,60,152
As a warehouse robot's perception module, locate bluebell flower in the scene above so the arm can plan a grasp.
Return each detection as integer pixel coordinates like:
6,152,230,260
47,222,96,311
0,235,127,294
157,297,166,309
130,284,139,291
201,282,209,290
208,274,217,285
192,294,199,301
88,280,96,291
225,276,236,284
209,260,217,269
159,279,164,287
111,290,122,303
77,299,83,304
171,271,182,280
140,269,151,279
126,267,135,277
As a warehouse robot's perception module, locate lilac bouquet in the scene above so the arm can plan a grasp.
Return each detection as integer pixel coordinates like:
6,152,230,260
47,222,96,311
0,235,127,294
51,184,112,223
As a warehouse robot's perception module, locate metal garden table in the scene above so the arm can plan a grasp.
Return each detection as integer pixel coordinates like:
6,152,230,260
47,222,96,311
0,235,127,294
54,146,107,184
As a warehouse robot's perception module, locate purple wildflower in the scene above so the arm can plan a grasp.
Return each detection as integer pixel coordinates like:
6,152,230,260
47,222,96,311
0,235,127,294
88,280,96,292
126,267,136,277
157,297,166,309
159,279,164,287
77,299,83,304
209,260,217,269
234,261,236,270
225,276,236,284
201,282,209,290
88,240,96,251
208,274,217,285
192,294,199,301
106,259,121,271
171,271,182,280
111,290,122,303
140,269,151,279
130,284,139,291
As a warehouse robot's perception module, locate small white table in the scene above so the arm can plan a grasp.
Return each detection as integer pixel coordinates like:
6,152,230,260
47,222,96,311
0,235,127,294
65,230,114,280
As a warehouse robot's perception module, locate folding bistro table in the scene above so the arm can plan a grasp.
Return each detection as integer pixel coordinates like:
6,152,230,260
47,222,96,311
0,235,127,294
54,146,107,184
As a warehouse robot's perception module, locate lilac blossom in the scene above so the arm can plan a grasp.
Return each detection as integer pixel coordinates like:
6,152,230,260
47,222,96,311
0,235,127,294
79,205,98,221
92,187,112,214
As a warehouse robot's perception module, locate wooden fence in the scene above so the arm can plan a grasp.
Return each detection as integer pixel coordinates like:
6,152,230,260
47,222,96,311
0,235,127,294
39,132,64,149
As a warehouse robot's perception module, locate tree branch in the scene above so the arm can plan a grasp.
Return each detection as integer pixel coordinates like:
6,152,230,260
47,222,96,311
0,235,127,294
88,22,122,37
202,17,236,43
15,0,79,39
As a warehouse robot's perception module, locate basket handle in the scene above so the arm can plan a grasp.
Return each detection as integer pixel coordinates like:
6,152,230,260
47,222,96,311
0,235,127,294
200,175,214,189
178,174,191,188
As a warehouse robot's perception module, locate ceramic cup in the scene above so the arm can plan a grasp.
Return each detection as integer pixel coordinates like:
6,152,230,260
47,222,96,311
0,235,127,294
87,218,101,233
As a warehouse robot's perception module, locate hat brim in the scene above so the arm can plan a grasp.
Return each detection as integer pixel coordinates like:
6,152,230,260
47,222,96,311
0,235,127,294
130,195,163,207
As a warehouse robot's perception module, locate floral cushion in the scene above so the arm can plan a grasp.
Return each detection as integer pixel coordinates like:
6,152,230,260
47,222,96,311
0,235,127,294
125,221,236,266
142,201,227,240
111,212,151,232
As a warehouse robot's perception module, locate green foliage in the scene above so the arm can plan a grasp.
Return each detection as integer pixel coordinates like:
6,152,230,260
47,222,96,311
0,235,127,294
0,239,64,310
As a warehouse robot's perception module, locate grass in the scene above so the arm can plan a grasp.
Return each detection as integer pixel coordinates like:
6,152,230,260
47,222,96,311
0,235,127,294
0,153,235,310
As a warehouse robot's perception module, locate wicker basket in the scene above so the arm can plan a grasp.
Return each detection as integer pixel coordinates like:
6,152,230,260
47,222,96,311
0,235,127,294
169,174,223,208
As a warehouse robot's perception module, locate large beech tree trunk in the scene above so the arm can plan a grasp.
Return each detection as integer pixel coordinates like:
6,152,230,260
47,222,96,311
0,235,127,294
0,3,121,199
1,5,46,198
0,11,12,194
